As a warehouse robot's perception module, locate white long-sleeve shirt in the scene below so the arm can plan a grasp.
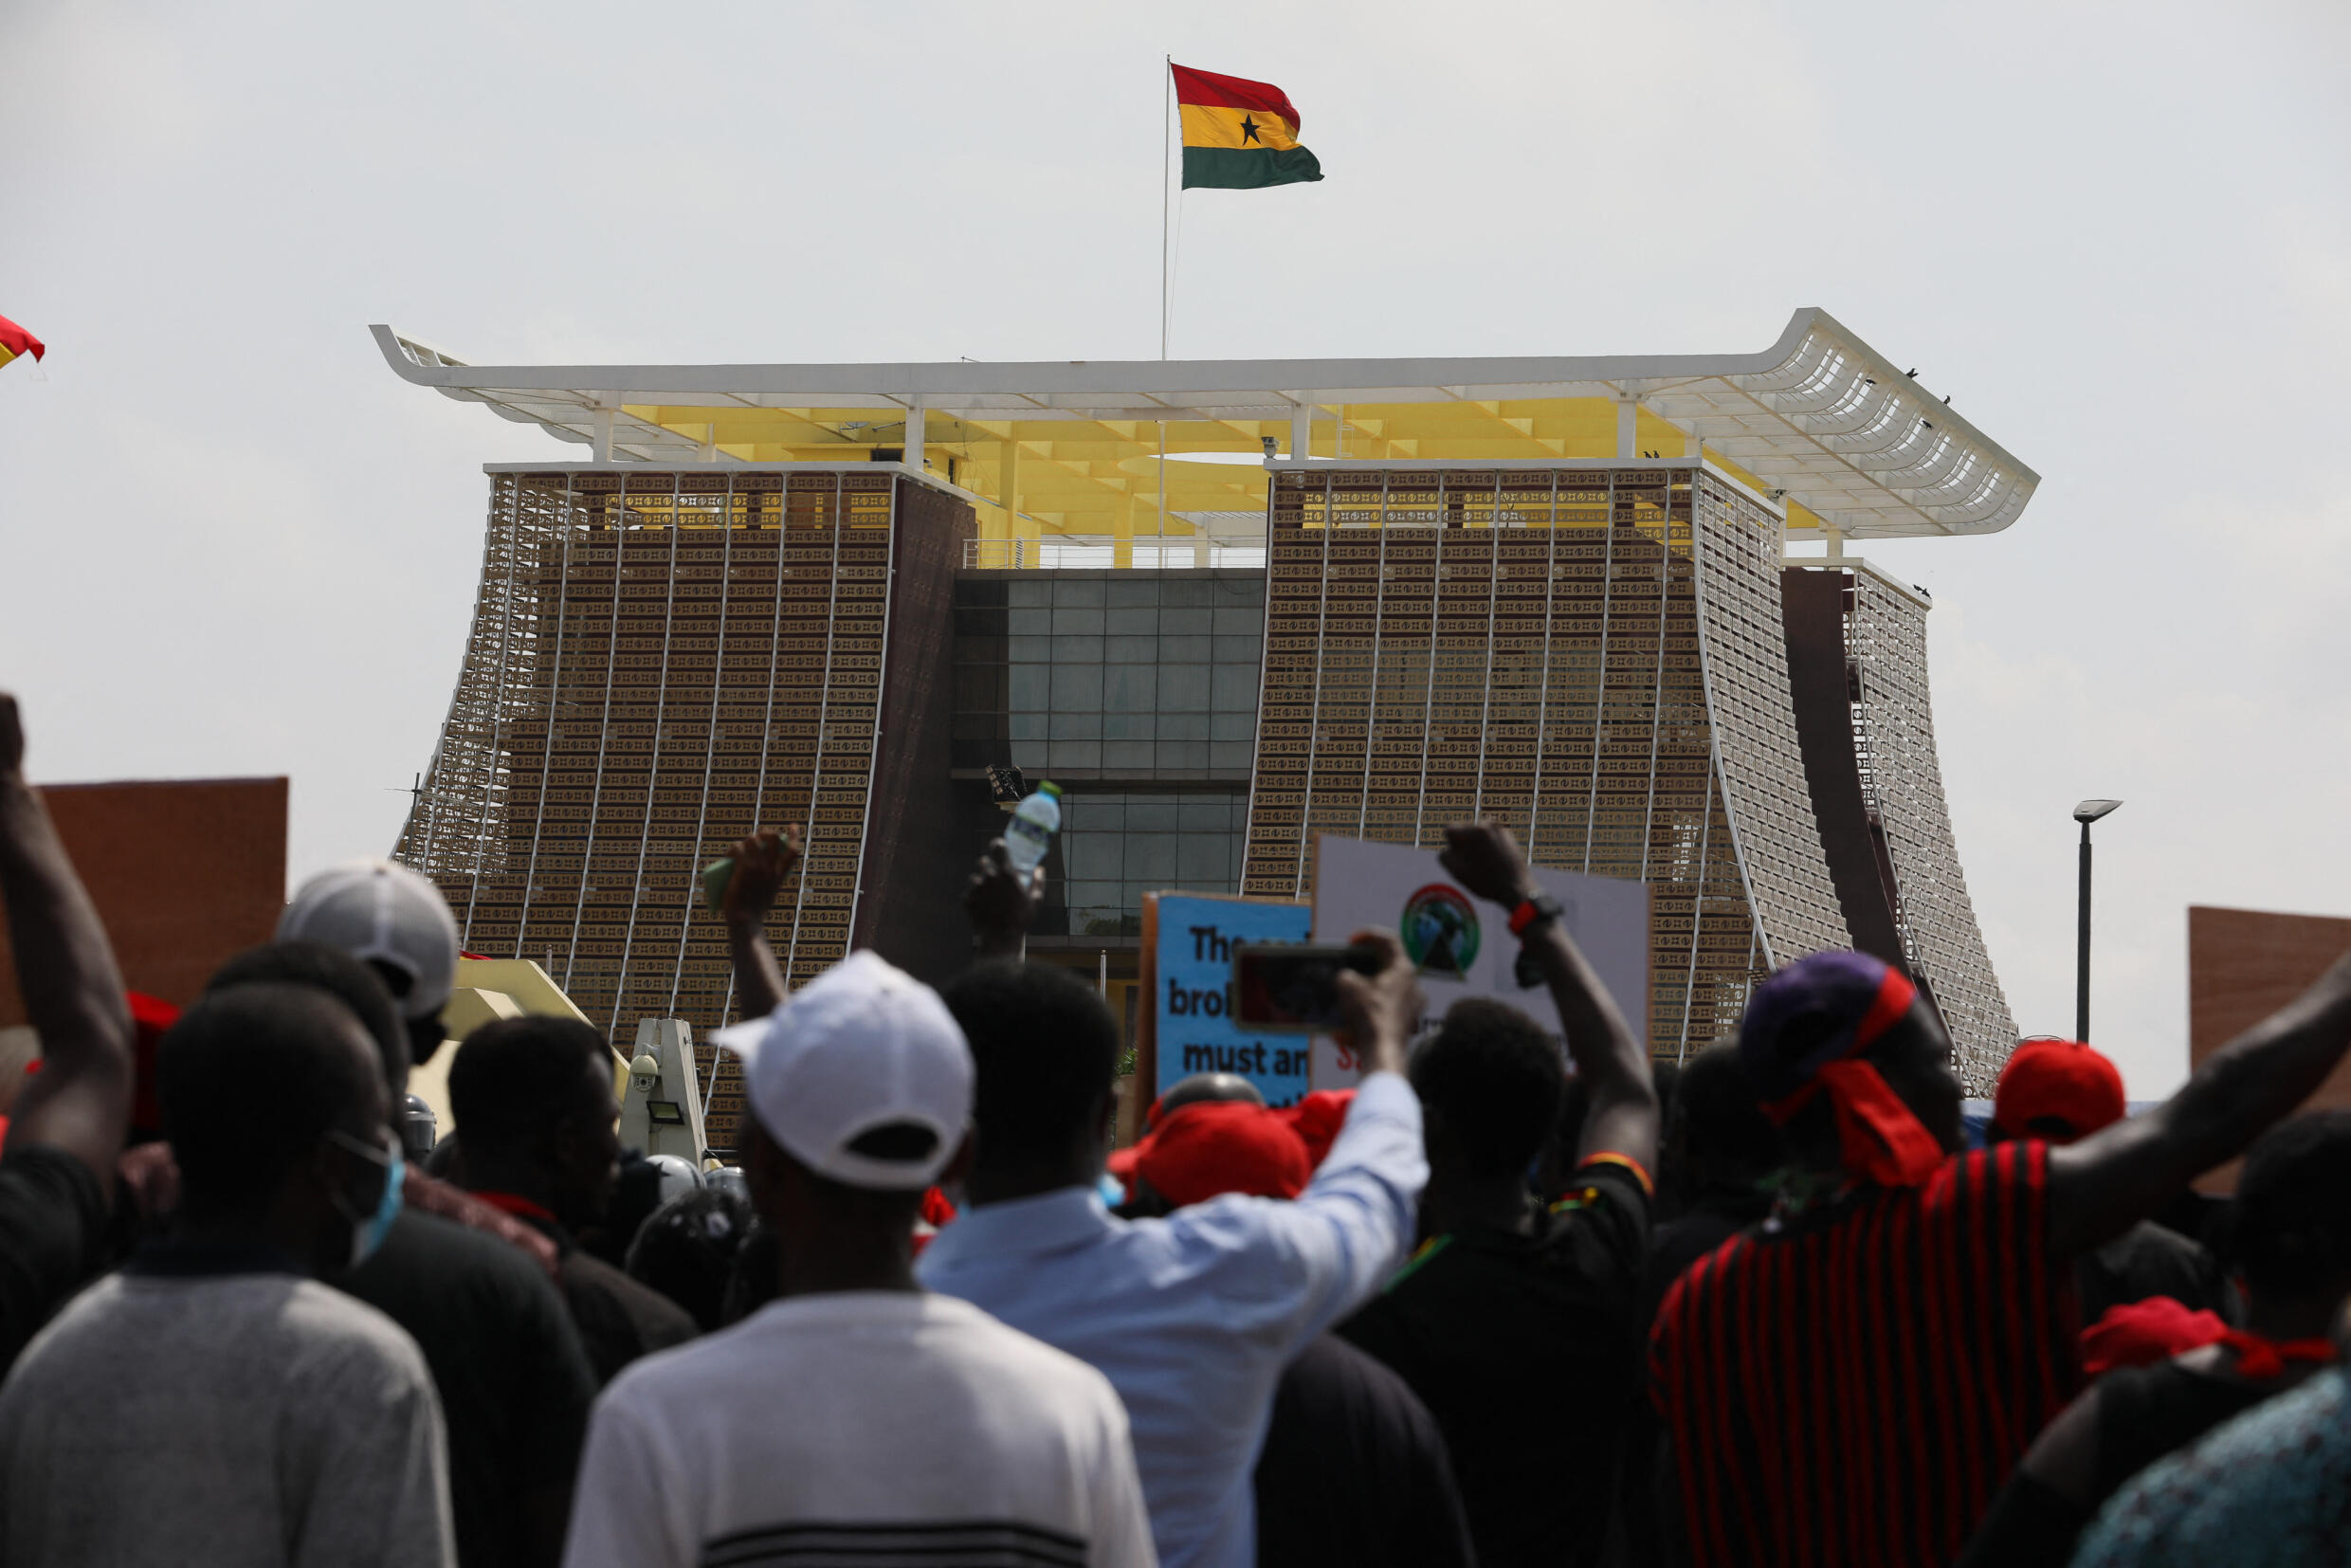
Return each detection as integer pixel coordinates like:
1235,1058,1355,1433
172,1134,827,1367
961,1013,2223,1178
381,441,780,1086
918,1070,1428,1568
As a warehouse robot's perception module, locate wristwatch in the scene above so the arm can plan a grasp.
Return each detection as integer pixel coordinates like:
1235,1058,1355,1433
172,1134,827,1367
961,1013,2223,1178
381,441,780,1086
1508,893,1563,936
1510,893,1563,989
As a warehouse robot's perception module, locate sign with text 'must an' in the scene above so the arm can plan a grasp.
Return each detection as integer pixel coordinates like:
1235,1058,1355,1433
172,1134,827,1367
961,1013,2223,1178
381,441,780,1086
1139,891,1314,1107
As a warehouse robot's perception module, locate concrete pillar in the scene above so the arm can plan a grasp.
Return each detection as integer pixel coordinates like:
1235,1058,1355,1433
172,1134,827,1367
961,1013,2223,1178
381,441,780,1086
903,399,927,474
1615,398,1637,460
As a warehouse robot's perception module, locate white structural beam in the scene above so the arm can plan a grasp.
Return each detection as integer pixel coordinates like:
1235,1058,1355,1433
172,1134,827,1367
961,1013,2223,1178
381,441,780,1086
370,309,2040,539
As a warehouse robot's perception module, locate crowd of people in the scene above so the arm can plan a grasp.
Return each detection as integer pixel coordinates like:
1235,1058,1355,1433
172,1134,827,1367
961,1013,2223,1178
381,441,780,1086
1,682,2349,1566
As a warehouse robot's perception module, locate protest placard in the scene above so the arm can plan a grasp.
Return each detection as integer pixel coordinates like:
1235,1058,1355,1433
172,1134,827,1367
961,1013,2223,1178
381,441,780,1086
1138,891,1314,1106
1307,833,1651,1088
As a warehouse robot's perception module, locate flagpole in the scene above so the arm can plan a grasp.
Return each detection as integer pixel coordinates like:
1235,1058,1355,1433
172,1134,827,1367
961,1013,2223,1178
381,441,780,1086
1158,53,1171,565
1160,55,1172,360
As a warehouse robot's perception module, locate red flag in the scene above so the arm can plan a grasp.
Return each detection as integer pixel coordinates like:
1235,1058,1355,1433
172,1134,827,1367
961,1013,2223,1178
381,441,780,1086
0,314,45,371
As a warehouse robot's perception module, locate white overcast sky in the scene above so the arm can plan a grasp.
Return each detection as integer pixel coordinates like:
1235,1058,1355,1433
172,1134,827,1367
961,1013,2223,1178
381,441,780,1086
3,1,2345,1094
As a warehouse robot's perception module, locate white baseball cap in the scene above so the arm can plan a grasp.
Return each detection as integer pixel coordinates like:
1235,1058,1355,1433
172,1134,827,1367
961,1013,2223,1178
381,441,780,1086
712,951,972,1191
277,859,462,1021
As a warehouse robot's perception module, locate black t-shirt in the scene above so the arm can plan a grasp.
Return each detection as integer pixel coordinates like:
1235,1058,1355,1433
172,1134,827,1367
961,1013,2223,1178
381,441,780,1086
1252,1334,1475,1568
531,1223,698,1386
2078,1219,2238,1326
0,1145,108,1378
340,1208,598,1568
1340,1162,1651,1568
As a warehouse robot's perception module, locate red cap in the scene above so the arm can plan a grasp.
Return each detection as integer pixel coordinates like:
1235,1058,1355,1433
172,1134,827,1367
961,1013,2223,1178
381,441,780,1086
1279,1089,1356,1170
1994,1038,2126,1142
1129,1101,1311,1210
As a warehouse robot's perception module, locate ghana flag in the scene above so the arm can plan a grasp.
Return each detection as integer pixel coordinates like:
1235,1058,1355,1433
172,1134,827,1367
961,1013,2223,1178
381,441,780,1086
0,314,42,372
1174,64,1322,191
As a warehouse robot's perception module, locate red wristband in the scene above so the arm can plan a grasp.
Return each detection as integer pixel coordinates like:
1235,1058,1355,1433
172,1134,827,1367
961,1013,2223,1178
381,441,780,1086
1508,899,1542,937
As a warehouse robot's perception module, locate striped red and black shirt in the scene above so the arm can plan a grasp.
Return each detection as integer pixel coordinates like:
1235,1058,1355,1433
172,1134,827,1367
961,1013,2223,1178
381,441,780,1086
1649,1140,2078,1567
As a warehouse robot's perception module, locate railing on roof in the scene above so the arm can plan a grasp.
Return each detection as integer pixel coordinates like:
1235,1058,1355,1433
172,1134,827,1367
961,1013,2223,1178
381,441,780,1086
962,538,1268,570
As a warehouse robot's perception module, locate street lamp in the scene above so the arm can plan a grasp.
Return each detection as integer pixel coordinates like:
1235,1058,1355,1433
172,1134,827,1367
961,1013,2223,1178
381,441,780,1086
2073,799,2123,1041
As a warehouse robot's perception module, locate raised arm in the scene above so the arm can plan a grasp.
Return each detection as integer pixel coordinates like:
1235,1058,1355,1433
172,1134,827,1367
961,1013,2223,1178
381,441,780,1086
2046,949,2351,1259
962,840,1042,964
720,824,802,1021
1439,819,1659,1175
0,694,134,1181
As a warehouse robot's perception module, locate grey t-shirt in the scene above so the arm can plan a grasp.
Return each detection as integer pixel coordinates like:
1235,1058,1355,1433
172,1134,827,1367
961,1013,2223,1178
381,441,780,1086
0,1252,454,1568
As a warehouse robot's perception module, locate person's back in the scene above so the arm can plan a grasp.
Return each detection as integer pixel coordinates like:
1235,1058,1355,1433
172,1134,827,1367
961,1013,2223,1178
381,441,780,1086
576,1291,1147,1567
209,939,597,1568
564,950,1153,1568
2071,1363,2351,1568
447,1013,698,1385
1252,1334,1473,1568
1960,1110,2351,1568
0,983,453,1568
345,1209,594,1568
1651,947,2351,1566
1336,868,1662,1568
917,949,1427,1568
0,1264,447,1567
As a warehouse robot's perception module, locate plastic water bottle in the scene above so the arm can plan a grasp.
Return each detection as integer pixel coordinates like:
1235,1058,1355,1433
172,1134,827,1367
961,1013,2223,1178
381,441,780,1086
1003,781,1064,873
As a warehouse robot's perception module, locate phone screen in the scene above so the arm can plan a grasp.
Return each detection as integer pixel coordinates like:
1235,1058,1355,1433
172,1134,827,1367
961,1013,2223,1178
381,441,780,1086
1230,943,1379,1034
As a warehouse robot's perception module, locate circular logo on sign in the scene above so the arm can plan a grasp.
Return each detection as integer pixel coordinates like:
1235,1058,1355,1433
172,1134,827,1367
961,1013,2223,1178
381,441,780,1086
1399,884,1481,977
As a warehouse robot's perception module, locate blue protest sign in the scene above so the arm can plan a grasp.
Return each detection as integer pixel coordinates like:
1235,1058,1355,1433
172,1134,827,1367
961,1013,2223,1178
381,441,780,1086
1144,893,1314,1107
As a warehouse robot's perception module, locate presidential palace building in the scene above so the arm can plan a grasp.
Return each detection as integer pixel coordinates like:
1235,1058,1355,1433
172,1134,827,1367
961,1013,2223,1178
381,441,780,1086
376,309,2033,1144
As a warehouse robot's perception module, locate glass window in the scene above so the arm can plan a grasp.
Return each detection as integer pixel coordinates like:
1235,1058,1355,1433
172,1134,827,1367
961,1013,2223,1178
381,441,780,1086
1160,608,1213,635
1124,834,1177,881
1177,834,1229,884
1106,634,1158,664
1210,712,1255,741
1209,740,1254,771
1159,665,1210,711
1054,578,1107,607
1103,712,1157,740
1212,665,1258,711
1008,579,1051,608
1159,634,1211,663
1103,740,1156,772
1160,580,1213,607
1010,712,1047,740
1065,795,1122,830
1126,797,1179,831
1064,834,1120,880
1008,634,1051,664
1212,607,1261,635
1212,634,1263,665
1159,712,1210,740
1048,739,1103,769
1157,739,1209,769
1177,795,1229,832
1105,604,1159,635
1051,665,1103,709
1048,711,1101,739
1053,634,1104,665
1104,665,1157,713
1051,606,1105,634
1107,578,1160,609
1008,608,1052,636
1009,666,1050,710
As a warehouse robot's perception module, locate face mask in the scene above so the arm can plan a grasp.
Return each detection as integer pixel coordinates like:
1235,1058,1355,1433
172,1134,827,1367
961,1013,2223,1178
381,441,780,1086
329,1130,407,1271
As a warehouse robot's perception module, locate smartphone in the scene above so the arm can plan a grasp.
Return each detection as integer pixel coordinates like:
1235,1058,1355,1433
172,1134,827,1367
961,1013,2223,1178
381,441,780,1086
1230,942,1383,1033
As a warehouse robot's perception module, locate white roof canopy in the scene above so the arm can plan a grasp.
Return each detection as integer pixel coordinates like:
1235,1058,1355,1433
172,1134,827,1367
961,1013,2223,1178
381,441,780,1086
373,308,2037,539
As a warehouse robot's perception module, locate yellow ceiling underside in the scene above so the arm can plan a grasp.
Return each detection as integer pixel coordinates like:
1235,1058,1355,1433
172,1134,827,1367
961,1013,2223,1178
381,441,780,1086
612,397,1825,540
